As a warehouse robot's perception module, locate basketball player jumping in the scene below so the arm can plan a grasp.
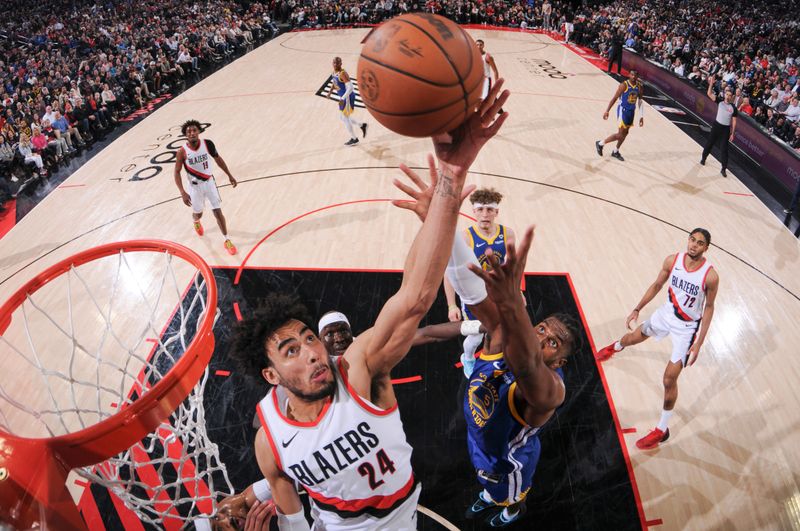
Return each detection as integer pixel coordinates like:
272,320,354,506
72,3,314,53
595,69,644,161
395,175,581,527
444,187,516,376
173,119,238,255
327,57,368,146
595,229,719,450
222,81,510,530
477,40,504,114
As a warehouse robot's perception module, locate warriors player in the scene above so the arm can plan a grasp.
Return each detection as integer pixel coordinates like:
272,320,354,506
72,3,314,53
224,82,510,530
595,229,719,450
326,57,368,146
477,40,504,114
464,230,580,527
595,69,644,161
444,187,516,376
173,119,238,255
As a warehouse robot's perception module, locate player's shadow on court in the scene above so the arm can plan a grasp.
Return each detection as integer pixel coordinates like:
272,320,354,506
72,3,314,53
256,207,383,246
0,242,63,276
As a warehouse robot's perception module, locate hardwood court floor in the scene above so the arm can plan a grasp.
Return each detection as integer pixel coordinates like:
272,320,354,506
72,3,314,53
0,28,798,530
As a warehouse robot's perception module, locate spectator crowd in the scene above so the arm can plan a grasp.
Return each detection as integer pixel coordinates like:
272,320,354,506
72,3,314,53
0,0,280,208
2,0,798,211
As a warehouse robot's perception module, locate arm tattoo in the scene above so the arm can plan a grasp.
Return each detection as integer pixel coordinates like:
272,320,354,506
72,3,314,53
434,168,458,198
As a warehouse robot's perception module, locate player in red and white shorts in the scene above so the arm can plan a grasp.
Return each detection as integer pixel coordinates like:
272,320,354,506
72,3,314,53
173,119,239,255
595,229,719,450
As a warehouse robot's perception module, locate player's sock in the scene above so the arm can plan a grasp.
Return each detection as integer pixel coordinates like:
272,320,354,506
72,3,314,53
657,409,673,432
480,490,493,504
598,140,605,146
612,148,619,154
614,340,624,352
341,115,357,138
349,117,364,128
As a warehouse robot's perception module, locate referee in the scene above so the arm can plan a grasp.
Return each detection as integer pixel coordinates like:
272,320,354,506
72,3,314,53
700,75,738,177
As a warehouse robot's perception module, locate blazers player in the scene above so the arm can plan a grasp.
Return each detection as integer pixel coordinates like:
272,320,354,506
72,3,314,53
173,119,238,254
223,82,510,530
595,229,719,450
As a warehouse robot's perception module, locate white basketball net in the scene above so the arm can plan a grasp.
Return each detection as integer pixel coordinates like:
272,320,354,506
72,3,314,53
0,247,233,526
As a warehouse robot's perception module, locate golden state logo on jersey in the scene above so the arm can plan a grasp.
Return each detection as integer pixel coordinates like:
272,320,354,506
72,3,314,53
467,370,504,428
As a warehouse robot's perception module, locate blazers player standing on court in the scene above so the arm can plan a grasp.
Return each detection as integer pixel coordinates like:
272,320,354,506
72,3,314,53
173,119,238,255
595,229,719,450
226,82,510,530
595,69,644,161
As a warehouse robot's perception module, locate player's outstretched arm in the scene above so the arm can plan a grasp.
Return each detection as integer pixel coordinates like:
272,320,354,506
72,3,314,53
349,80,510,379
626,254,674,330
468,227,563,424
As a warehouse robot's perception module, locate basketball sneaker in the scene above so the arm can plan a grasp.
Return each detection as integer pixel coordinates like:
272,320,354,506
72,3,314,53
636,427,669,450
487,502,527,528
595,342,621,362
611,150,625,161
224,239,237,255
193,221,204,236
345,138,359,146
464,492,497,520
361,123,368,138
720,169,727,177
595,140,603,156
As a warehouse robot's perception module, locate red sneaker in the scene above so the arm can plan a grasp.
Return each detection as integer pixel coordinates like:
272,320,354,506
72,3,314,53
595,342,619,362
224,239,237,255
193,221,204,236
636,428,669,450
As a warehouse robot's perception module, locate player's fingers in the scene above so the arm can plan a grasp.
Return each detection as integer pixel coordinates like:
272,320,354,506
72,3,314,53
398,163,427,191
467,262,491,282
479,78,506,117
426,153,438,184
390,199,416,211
484,105,509,137
516,226,536,266
460,183,477,202
482,88,510,124
393,177,420,199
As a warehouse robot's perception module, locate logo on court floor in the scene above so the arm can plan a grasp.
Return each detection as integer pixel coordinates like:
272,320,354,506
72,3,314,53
517,58,571,79
315,77,367,109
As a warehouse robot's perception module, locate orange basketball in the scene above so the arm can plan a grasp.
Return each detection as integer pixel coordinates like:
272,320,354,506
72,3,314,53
357,14,484,138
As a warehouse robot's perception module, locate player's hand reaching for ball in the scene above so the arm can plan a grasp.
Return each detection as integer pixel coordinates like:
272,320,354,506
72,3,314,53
392,154,476,221
432,78,510,177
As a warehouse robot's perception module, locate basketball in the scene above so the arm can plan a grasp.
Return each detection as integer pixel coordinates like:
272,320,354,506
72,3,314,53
357,13,485,137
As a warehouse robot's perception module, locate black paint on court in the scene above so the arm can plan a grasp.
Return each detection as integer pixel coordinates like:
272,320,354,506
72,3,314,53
83,267,642,530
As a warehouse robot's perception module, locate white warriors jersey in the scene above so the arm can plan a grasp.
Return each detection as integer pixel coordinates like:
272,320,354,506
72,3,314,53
257,357,417,528
664,251,713,322
181,139,215,181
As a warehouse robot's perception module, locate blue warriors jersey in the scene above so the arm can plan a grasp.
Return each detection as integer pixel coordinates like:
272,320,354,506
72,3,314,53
619,80,641,111
462,225,507,320
331,70,356,115
467,224,507,270
464,352,563,503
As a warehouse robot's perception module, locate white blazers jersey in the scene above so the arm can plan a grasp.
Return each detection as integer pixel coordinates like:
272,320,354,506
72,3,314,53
665,252,713,322
257,357,418,528
181,139,215,181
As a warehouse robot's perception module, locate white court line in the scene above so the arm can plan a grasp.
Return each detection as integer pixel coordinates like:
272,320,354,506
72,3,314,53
417,504,460,530
670,121,703,127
